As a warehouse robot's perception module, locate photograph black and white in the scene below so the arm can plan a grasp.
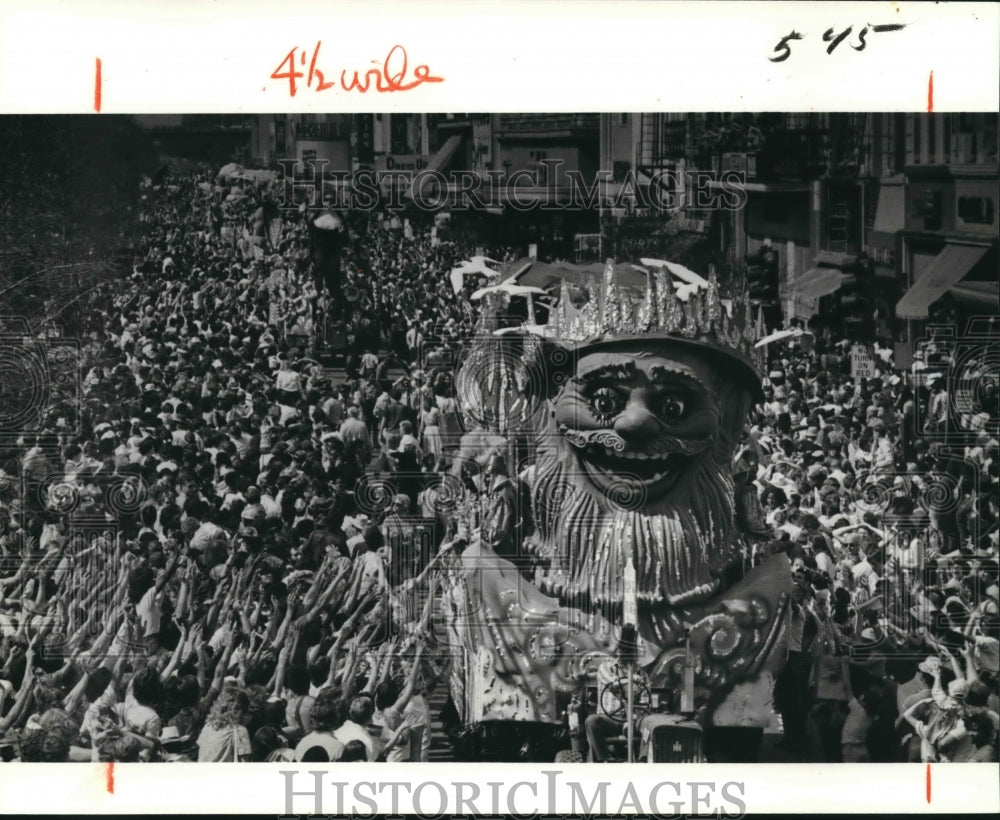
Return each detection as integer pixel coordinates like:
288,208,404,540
0,111,996,773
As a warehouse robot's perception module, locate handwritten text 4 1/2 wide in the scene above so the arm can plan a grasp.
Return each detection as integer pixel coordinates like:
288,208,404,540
271,42,443,97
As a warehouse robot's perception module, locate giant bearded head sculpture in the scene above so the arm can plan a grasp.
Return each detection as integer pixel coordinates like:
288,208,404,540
530,261,766,653
447,259,789,730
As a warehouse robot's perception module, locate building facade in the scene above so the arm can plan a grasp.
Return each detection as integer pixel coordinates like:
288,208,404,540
246,112,997,345
624,113,997,356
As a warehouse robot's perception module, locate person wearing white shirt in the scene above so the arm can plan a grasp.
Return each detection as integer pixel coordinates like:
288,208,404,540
274,359,304,405
333,696,382,761
851,551,880,598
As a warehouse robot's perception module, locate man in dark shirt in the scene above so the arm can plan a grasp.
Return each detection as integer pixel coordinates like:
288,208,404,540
379,389,408,445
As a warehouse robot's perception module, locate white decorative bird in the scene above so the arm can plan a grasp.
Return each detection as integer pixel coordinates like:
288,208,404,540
754,328,814,349
639,258,710,289
449,257,503,294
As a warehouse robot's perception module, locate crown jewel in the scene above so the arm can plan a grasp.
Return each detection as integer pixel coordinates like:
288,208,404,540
549,258,765,381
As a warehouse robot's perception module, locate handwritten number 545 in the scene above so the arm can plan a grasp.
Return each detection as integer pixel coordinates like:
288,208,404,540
769,23,905,62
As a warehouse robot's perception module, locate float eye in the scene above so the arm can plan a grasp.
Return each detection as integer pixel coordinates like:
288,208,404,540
589,387,626,420
659,394,687,422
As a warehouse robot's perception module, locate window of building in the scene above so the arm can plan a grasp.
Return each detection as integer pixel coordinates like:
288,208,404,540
957,196,995,225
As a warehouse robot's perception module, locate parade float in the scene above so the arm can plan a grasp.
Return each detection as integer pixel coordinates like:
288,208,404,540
438,257,793,762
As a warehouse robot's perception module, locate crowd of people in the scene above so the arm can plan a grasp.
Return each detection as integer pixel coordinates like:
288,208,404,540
744,332,999,762
0,167,495,763
0,162,996,765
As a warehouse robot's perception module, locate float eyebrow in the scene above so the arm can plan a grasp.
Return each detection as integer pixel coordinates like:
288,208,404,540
571,364,636,385
647,367,706,390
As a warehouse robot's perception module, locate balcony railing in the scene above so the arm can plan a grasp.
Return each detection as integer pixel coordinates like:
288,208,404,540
293,120,351,141
496,113,599,135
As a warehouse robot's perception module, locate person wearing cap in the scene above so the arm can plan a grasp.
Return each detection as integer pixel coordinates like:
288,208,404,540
341,513,369,546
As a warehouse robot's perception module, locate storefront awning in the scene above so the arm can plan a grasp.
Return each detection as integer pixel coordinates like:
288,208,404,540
895,243,990,319
426,134,463,174
866,184,904,250
411,135,463,199
786,266,847,299
951,280,1000,312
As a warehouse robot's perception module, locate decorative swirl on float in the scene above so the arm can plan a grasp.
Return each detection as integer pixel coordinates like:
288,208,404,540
558,427,626,452
603,476,647,511
702,613,744,661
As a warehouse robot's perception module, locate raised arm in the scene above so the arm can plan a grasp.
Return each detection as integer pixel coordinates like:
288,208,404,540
160,623,189,682
392,641,426,713
0,642,38,733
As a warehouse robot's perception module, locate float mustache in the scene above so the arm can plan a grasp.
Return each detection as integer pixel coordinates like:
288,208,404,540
559,426,715,458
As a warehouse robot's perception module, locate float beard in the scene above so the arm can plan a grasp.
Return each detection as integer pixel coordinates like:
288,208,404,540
531,414,744,650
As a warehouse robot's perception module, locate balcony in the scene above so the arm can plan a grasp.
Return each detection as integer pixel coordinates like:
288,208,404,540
293,120,351,141
661,121,688,156
496,113,599,139
753,131,831,182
